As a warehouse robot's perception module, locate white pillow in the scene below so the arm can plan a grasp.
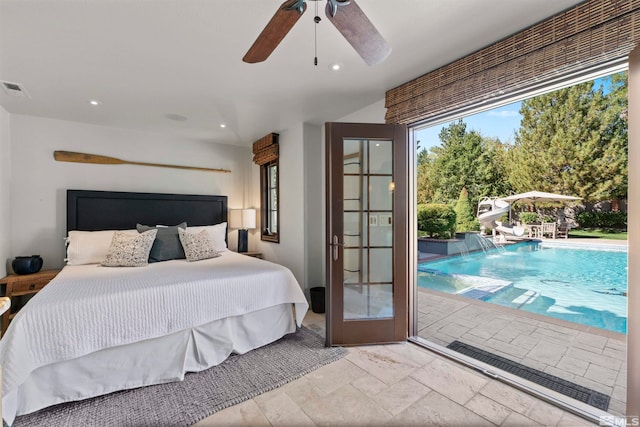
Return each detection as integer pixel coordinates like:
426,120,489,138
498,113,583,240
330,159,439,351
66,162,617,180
187,222,228,252
66,229,137,265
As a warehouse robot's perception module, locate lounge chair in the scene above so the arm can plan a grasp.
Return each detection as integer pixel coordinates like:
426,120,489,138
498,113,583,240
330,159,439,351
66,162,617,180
556,222,569,239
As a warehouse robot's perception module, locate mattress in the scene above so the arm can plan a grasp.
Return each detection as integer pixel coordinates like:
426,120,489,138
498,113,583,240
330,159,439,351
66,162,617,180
1,252,309,424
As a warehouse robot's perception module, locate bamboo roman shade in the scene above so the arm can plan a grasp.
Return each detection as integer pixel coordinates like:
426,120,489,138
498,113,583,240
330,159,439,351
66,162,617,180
385,0,640,125
252,133,279,165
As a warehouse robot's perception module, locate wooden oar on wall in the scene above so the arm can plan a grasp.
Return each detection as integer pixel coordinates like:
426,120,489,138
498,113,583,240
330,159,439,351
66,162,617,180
53,151,231,173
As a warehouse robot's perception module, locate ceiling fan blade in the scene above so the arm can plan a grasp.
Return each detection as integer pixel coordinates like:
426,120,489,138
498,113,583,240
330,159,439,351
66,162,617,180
325,0,391,66
243,0,307,64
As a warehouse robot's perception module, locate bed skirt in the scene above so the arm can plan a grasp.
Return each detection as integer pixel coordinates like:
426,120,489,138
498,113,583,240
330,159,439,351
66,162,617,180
4,303,296,424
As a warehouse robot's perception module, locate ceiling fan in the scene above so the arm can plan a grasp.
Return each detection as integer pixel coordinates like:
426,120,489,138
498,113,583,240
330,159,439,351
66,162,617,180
243,0,391,66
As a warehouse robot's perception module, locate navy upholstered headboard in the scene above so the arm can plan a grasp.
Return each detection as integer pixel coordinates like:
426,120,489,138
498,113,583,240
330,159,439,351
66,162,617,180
67,190,228,233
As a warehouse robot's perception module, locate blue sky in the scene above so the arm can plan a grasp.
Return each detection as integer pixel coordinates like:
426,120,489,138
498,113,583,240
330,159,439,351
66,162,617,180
415,101,521,153
415,101,522,153
414,75,614,153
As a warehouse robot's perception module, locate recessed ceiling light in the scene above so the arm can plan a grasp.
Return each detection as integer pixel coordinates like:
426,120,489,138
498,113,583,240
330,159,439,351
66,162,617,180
329,63,341,71
220,124,226,128
88,100,101,106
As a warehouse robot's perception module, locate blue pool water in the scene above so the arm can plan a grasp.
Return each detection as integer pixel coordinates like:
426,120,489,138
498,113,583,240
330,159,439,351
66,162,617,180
418,242,628,334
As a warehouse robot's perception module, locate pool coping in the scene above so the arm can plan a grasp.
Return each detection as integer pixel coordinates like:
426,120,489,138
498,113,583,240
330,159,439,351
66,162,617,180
417,286,626,342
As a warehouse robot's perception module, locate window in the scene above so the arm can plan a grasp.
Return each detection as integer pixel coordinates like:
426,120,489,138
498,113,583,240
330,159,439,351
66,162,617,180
261,159,279,242
252,133,279,243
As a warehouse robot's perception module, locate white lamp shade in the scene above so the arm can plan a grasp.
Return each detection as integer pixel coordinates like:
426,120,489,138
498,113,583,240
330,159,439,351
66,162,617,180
229,208,256,229
241,208,256,229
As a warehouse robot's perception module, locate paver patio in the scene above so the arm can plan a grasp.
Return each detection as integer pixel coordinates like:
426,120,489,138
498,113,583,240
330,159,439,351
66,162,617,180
416,286,627,416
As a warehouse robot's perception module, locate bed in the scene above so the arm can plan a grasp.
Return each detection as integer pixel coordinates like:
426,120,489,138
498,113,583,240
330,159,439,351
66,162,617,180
1,190,309,425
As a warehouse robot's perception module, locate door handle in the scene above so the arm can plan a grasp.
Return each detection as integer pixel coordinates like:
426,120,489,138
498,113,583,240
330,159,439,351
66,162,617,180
330,235,344,261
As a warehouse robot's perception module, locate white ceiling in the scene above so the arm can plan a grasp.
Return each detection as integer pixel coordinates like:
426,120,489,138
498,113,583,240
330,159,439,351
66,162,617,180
0,0,583,146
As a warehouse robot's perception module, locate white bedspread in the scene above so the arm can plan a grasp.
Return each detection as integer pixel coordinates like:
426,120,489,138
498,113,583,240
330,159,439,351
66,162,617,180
0,251,308,416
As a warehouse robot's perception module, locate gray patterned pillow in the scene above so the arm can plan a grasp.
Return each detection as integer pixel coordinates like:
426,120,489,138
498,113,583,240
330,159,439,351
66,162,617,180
101,229,158,267
178,228,220,262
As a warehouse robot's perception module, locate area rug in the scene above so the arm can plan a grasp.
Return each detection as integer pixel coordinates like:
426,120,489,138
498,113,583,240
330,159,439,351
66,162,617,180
14,326,346,427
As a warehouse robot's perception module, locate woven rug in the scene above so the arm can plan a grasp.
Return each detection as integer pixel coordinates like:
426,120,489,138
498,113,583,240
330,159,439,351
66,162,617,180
14,326,346,427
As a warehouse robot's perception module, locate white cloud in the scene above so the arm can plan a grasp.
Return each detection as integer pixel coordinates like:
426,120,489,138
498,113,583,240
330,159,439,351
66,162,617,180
487,110,519,118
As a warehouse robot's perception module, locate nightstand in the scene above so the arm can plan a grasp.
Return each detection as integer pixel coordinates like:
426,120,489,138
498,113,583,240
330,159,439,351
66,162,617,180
241,251,263,259
0,269,60,335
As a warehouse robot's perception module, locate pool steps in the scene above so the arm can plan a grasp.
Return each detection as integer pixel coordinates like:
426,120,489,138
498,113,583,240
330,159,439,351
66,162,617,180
511,289,541,308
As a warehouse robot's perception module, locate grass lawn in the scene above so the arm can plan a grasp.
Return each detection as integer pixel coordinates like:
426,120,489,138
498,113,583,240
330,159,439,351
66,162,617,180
569,228,627,240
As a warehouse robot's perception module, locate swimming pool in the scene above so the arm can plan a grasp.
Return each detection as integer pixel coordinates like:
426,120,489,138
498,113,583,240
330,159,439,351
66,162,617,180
418,241,628,334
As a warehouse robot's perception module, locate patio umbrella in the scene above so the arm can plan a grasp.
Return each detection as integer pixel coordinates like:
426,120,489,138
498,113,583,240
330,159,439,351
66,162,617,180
499,190,581,222
500,190,582,204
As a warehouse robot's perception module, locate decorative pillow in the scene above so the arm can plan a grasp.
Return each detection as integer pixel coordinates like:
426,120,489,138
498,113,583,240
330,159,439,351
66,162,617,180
66,229,137,265
101,229,158,267
136,222,187,263
178,228,220,262
187,222,228,252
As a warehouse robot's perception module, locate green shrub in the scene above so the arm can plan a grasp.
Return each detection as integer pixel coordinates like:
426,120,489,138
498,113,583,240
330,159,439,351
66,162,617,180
519,212,539,224
417,203,456,239
576,211,627,229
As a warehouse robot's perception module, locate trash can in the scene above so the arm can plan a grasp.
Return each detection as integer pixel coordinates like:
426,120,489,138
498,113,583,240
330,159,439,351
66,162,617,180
309,287,325,314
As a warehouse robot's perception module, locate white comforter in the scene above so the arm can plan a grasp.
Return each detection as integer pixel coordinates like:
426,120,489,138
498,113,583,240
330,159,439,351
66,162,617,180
0,251,308,420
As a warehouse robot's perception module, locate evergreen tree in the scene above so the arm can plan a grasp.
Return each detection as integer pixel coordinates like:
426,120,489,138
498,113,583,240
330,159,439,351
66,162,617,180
429,120,484,204
601,72,628,204
506,72,627,202
416,148,434,204
426,120,510,207
454,187,479,231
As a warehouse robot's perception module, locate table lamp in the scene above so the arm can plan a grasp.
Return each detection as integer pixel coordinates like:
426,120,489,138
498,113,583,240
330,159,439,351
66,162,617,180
229,208,256,252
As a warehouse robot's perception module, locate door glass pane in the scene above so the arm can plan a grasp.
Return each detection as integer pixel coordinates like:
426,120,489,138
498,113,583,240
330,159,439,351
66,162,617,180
343,248,361,284
370,248,392,282
344,212,361,248
343,139,362,175
370,213,392,247
343,138,393,320
369,176,393,211
369,140,393,173
344,284,393,319
344,176,361,211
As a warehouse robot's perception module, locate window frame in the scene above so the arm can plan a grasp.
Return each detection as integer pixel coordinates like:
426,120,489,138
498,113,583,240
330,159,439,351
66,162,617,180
260,159,279,243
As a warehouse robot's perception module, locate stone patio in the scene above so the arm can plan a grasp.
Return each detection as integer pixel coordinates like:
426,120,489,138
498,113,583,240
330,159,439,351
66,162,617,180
416,282,627,416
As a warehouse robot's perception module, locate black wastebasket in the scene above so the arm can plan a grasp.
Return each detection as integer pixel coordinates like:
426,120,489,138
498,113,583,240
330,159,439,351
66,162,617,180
309,287,325,314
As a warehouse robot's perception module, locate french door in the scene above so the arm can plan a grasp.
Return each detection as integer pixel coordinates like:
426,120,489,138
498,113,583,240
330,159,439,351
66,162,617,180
325,122,409,346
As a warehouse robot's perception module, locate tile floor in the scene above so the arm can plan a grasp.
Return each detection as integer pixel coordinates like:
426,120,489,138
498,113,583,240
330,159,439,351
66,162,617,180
194,311,597,426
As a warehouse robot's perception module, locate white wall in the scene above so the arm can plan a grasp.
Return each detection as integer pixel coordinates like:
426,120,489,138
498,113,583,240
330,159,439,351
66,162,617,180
337,99,386,123
303,123,324,292
253,124,306,287
0,106,11,277
9,114,251,271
